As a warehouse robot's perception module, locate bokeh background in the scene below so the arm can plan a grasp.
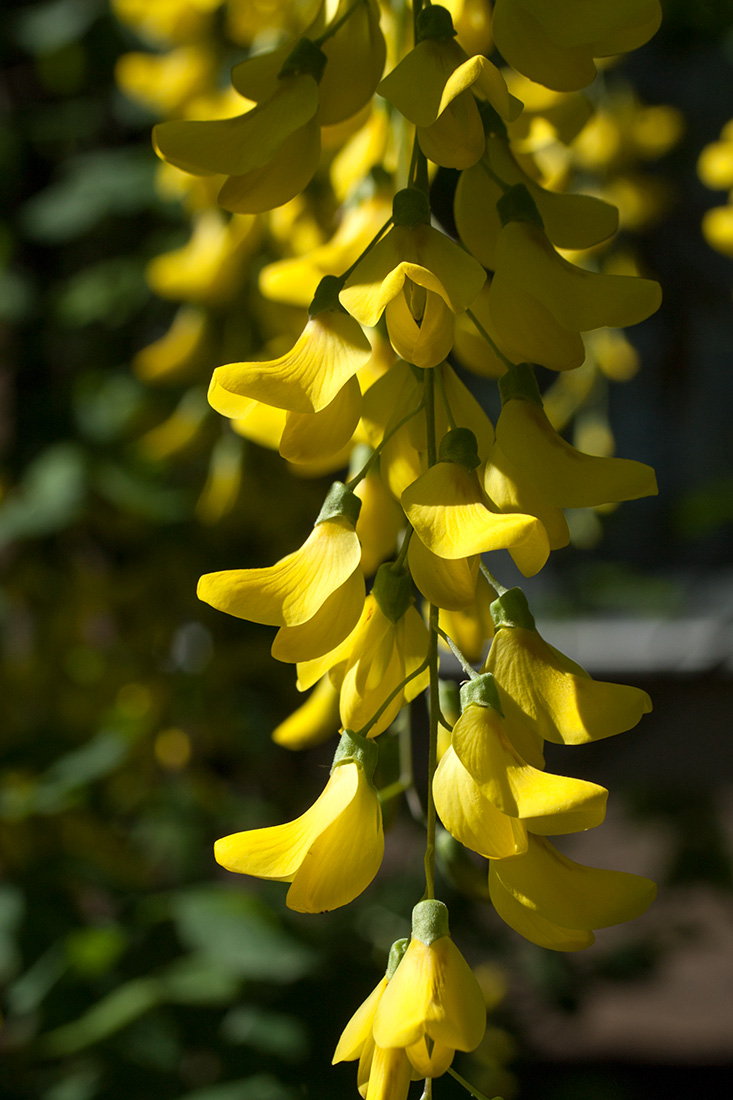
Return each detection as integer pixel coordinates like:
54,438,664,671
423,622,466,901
2,2,733,1099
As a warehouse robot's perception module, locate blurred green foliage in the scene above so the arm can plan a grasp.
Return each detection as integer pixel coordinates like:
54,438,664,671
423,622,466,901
1,1,732,1099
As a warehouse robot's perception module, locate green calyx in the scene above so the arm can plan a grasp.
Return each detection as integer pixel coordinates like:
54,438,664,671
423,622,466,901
372,563,412,624
315,481,362,528
438,427,480,470
416,4,457,41
499,362,543,407
308,275,346,317
411,899,450,946
392,188,430,227
386,938,409,979
497,183,544,229
459,673,503,715
331,728,378,780
490,587,536,631
279,37,328,83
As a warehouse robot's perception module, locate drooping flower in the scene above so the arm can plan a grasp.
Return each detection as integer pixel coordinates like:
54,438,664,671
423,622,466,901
197,482,364,663
495,363,658,510
373,899,486,1077
340,189,486,328
338,564,430,738
215,729,384,913
402,428,550,577
449,674,608,832
489,834,657,950
455,133,618,269
378,5,522,169
491,0,663,92
333,939,414,1100
486,190,662,371
433,744,529,860
272,676,340,752
209,276,372,417
485,587,653,747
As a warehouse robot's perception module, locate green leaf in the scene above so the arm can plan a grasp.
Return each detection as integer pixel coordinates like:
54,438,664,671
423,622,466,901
170,886,317,983
0,444,86,548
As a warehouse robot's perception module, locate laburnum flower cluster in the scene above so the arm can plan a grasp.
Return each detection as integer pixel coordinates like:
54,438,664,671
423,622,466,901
129,1,666,1096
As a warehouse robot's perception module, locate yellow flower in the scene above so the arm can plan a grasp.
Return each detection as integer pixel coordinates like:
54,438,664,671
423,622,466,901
408,535,479,611
153,50,323,213
482,443,570,551
340,189,486,327
401,429,550,577
146,210,257,305
489,834,656,950
378,6,521,169
133,306,208,384
449,675,608,833
495,365,658,509
353,463,404,577
373,900,486,1077
487,210,662,371
485,587,653,747
339,566,430,737
455,134,618,269
231,0,386,129
433,745,528,860
384,283,455,369
272,676,340,751
208,277,372,415
197,481,363,639
115,44,214,116
259,191,393,307
492,0,662,92
215,729,384,913
333,939,415,1100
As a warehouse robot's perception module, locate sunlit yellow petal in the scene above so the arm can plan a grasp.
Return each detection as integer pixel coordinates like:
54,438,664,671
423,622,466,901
408,536,479,610
271,567,365,663
489,865,595,951
217,112,321,214
198,518,361,627
433,747,528,859
333,977,388,1063
272,676,340,751
279,375,361,464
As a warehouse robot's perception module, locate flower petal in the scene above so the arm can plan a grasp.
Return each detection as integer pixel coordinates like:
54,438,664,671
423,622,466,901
198,518,361,627
434,747,528,859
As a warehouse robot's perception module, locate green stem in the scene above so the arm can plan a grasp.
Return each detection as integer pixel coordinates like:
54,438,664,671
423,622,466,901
466,309,516,371
479,561,508,596
339,216,393,284
435,364,456,429
355,656,429,740
345,401,424,490
435,626,479,680
424,604,439,900
391,526,413,571
313,0,364,46
447,1067,502,1100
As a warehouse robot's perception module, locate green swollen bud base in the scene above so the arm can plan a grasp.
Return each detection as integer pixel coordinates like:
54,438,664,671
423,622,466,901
412,899,450,946
497,183,544,230
331,729,379,780
279,37,327,83
393,188,430,228
499,362,543,407
490,587,536,632
416,4,457,42
315,481,362,528
386,938,409,979
372,563,412,624
309,275,345,317
459,673,503,714
438,427,480,470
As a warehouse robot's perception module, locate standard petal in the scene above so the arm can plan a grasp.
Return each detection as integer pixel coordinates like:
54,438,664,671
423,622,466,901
286,765,384,912
214,762,360,881
492,835,657,931
271,567,365,663
408,535,479,610
153,74,319,176
496,397,658,509
487,624,653,745
489,863,595,951
198,518,361,627
279,375,362,464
